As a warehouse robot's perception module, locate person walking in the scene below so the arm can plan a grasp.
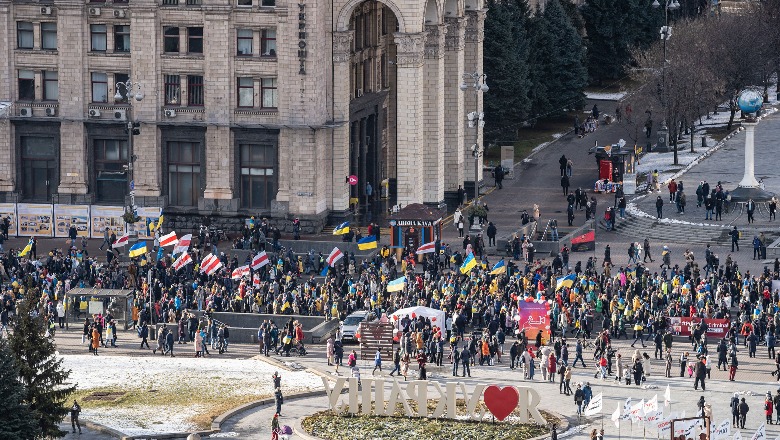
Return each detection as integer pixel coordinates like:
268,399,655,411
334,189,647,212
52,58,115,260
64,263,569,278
738,398,749,429
274,387,284,416
656,196,664,219
486,222,497,247
372,348,382,375
747,198,756,223
562,175,570,196
728,226,740,251
694,356,707,391
574,384,585,415
559,155,568,177
390,347,402,376
728,351,739,381
643,238,654,262
454,208,464,238
70,400,82,434
770,197,777,221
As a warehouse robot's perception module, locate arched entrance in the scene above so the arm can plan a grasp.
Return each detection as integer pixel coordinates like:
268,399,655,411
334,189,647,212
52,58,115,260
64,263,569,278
347,1,398,215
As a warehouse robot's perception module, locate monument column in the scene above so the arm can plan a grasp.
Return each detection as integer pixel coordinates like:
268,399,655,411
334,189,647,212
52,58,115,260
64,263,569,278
463,10,486,198
423,24,447,207
443,16,466,207
330,31,354,214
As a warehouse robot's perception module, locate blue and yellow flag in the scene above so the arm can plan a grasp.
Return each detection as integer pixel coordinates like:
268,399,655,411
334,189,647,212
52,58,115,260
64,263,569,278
626,267,637,278
333,221,350,235
357,235,377,250
556,273,576,291
156,215,164,231
320,265,329,277
460,253,477,274
129,242,147,258
490,259,506,275
387,276,406,292
18,238,33,257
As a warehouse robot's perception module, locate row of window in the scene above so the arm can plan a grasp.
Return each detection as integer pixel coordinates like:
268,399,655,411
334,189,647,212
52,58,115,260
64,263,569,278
17,70,276,109
16,21,277,58
19,136,276,209
85,0,274,5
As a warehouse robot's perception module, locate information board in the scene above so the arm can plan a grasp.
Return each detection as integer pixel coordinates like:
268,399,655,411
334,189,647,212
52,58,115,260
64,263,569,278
54,205,90,238
17,203,54,237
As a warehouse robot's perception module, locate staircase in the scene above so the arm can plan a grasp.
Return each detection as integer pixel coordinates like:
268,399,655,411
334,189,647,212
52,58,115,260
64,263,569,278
607,213,732,245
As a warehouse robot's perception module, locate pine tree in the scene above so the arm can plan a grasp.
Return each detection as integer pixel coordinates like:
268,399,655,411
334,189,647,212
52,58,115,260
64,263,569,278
483,0,532,139
529,0,587,117
582,0,632,84
9,289,76,439
0,341,40,440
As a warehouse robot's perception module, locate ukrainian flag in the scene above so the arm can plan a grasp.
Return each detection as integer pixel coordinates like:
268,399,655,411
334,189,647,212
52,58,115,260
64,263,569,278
626,267,637,278
333,221,350,235
129,242,147,258
18,239,33,257
386,276,406,292
357,235,377,250
320,265,329,277
156,215,164,231
556,273,576,291
460,253,477,274
490,259,506,275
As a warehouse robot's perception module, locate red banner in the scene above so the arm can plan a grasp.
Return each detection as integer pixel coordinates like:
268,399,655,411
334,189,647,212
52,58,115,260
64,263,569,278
668,317,730,338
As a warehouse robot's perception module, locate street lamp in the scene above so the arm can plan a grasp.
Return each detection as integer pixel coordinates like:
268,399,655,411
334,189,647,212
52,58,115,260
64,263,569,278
114,79,143,228
460,72,488,206
653,0,679,133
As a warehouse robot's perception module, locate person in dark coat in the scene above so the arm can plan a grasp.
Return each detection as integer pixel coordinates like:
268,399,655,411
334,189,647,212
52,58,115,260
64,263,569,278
693,357,707,390
70,400,82,434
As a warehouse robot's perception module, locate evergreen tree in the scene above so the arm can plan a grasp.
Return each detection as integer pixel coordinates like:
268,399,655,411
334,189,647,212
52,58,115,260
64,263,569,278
528,0,587,117
582,0,633,84
9,289,76,439
0,341,39,440
482,0,531,140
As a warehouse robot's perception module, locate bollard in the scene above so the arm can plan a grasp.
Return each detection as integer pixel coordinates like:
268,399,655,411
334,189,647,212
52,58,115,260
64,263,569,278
701,137,707,149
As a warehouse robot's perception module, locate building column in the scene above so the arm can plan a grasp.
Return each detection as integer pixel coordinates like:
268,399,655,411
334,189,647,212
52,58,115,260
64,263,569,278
423,24,446,207
0,120,13,196
443,16,466,206
55,6,88,199
394,32,426,207
130,8,162,202
463,9,486,194
330,31,354,215
201,9,237,211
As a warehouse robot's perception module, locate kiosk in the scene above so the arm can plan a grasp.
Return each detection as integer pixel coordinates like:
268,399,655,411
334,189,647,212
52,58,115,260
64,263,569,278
388,204,444,257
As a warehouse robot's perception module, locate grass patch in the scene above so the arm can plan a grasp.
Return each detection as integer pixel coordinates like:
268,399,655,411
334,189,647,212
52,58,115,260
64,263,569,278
301,400,556,440
69,385,270,430
484,115,574,165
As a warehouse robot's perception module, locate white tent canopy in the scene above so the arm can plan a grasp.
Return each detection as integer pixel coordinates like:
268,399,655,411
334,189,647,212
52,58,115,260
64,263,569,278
390,306,445,327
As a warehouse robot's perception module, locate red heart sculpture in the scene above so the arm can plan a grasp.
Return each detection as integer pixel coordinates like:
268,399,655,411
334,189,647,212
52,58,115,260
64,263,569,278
483,385,519,421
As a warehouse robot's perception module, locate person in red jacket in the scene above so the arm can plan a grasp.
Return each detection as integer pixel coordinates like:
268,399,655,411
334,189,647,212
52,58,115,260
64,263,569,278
766,394,774,424
548,353,558,383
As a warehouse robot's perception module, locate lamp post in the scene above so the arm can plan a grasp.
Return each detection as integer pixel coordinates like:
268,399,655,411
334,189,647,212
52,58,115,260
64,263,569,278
652,0,679,147
730,89,774,202
114,80,144,226
460,72,488,204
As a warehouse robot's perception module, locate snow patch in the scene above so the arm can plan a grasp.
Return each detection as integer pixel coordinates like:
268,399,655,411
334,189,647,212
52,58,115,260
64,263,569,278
62,354,323,436
585,91,627,101
626,203,729,228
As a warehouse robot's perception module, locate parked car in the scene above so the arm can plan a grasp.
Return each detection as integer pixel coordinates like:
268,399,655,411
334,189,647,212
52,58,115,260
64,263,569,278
340,310,370,342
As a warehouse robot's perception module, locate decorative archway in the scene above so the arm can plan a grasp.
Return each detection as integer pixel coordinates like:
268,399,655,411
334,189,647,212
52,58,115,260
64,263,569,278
336,0,408,32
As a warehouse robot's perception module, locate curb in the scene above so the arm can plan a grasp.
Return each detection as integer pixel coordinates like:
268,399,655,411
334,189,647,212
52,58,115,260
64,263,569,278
517,129,575,166
82,419,127,439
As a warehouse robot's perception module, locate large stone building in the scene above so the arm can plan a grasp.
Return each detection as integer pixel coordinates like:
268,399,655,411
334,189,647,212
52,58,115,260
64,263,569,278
0,0,485,232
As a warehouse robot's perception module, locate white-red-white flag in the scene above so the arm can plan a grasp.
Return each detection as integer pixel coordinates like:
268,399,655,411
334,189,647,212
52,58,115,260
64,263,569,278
200,253,223,275
326,247,344,266
231,265,250,280
112,234,130,248
251,251,269,270
416,241,436,254
173,253,192,271
252,274,261,288
172,233,191,255
159,231,178,247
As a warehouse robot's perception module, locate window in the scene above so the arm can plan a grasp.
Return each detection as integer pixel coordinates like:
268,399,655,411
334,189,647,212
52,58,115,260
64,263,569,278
164,27,180,53
91,73,108,103
94,139,128,203
41,22,57,50
114,25,130,52
164,74,180,105
261,78,277,108
91,24,107,51
18,70,35,101
43,71,58,101
237,29,253,56
237,77,254,107
261,29,276,57
239,143,276,209
261,0,275,6
187,27,203,53
188,75,204,106
237,0,252,6
167,141,201,206
17,22,34,49
114,73,129,102
162,0,179,5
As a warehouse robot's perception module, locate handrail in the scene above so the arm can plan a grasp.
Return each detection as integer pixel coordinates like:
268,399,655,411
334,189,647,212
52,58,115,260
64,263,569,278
540,219,553,241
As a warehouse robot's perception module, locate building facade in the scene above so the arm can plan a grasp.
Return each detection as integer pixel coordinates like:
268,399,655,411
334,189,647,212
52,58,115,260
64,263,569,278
0,0,485,233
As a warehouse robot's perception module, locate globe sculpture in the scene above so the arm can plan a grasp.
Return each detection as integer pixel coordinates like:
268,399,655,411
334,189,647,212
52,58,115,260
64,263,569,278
737,89,763,114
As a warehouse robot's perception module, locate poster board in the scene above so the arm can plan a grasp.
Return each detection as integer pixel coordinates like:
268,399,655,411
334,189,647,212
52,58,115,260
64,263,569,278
0,203,18,237
17,203,54,237
90,206,127,238
358,321,394,361
127,207,162,239
515,301,551,344
668,317,730,338
54,205,90,238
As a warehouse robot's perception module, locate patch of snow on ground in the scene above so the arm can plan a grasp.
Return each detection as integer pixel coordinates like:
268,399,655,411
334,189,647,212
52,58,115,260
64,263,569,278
585,91,626,101
626,203,728,228
62,354,323,436
552,132,564,139
636,146,714,185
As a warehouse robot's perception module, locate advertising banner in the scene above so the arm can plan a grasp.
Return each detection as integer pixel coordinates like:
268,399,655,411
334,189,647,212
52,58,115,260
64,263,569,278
54,205,90,238
668,317,730,338
90,206,127,238
17,203,54,237
127,207,162,239
514,300,551,344
0,203,18,237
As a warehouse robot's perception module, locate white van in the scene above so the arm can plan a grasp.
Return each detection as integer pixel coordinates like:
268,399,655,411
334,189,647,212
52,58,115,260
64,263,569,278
340,310,370,342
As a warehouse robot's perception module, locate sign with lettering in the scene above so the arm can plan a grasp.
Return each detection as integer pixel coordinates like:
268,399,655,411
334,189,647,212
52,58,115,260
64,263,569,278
668,317,730,338
322,378,546,424
389,220,437,227
298,2,307,74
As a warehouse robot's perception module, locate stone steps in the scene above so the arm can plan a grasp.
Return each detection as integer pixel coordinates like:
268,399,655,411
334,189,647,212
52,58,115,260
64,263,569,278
603,214,731,245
